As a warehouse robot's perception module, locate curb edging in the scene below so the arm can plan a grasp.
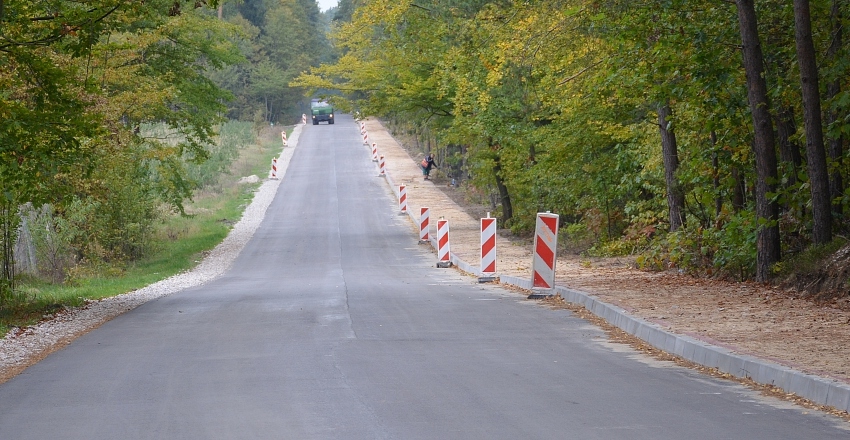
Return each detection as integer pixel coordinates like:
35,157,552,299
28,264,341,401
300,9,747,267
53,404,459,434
368,119,850,414
498,275,850,412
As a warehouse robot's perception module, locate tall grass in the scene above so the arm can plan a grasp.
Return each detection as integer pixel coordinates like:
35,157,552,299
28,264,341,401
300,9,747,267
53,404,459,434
1,123,288,335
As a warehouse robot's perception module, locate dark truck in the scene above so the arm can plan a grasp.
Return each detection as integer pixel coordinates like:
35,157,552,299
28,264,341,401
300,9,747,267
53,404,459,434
310,100,334,125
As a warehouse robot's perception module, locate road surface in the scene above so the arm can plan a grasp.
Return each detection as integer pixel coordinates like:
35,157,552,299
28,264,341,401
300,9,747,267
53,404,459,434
0,114,846,439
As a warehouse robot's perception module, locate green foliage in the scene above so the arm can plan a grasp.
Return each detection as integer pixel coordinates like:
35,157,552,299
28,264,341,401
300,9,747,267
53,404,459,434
636,212,759,280
774,237,849,280
706,213,762,280
561,222,594,254
20,204,76,284
0,1,244,305
1,120,267,334
214,0,334,124
302,0,850,281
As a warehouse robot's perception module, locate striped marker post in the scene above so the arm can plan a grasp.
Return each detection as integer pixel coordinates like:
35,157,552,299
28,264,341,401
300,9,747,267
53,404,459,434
302,114,307,124
398,185,408,214
479,215,497,282
378,155,386,176
437,219,452,268
281,131,288,146
418,207,430,243
371,143,378,161
270,157,278,179
363,132,369,145
529,212,559,298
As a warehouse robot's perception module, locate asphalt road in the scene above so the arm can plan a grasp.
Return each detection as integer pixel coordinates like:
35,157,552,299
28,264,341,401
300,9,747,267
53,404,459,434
0,114,847,439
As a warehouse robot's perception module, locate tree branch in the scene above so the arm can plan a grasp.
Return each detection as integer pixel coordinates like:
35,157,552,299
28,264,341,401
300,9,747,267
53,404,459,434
557,59,603,85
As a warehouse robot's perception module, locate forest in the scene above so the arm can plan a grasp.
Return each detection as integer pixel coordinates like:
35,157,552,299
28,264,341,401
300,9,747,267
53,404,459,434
297,0,850,285
0,0,332,312
3,0,850,315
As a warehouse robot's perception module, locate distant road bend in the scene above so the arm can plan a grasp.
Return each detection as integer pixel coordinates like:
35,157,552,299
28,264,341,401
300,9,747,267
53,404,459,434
0,113,846,439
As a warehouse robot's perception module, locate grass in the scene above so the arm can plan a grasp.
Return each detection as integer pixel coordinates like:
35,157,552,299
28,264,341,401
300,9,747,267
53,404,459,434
0,122,288,336
774,236,849,280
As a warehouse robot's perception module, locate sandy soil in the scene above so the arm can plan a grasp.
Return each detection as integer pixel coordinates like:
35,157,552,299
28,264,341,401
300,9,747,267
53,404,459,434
365,118,850,391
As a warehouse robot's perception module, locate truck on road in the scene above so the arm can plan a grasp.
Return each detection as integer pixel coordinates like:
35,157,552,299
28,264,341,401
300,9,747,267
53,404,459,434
310,100,334,125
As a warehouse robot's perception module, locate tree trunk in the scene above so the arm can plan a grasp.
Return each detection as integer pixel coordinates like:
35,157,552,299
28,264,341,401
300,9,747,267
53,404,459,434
736,0,781,281
776,106,803,188
658,103,685,231
732,166,746,212
493,154,513,224
827,0,844,219
794,0,833,244
711,131,722,223
0,200,18,308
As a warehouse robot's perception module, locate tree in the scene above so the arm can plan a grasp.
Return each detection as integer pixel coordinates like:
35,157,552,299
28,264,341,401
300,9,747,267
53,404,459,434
658,103,685,231
793,0,832,244
0,0,241,302
735,0,781,281
825,0,844,218
217,0,332,123
303,0,850,279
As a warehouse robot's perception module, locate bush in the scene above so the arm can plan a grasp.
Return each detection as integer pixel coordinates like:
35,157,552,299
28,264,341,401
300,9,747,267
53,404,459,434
17,204,75,283
561,222,595,253
636,212,758,280
707,213,758,279
183,121,247,188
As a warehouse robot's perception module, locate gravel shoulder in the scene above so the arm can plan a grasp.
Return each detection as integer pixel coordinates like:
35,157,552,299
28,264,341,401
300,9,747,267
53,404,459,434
0,125,302,384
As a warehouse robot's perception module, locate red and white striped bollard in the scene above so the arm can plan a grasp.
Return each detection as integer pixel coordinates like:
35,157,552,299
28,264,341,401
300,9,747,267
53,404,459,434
379,155,385,176
371,142,378,162
270,157,278,179
437,219,451,267
398,184,408,214
530,212,559,297
302,114,307,124
479,214,497,282
281,131,287,146
419,207,430,243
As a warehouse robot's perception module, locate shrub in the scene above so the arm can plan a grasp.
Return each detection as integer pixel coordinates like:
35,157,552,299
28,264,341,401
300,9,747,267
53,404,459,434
636,212,758,280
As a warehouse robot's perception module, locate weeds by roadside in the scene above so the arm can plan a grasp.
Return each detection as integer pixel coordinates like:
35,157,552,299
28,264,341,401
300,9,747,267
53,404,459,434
0,123,287,336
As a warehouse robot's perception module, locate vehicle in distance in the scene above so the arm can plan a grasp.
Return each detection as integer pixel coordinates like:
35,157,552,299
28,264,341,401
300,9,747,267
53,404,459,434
310,100,334,125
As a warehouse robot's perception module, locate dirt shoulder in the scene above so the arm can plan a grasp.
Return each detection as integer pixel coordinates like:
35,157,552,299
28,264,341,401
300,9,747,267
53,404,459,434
366,118,850,389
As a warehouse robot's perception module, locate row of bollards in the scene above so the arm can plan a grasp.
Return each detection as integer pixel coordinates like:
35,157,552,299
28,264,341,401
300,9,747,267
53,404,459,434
270,127,292,179
359,119,560,296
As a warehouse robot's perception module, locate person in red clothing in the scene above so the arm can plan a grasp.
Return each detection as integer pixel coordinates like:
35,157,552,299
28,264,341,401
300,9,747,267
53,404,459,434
421,154,437,180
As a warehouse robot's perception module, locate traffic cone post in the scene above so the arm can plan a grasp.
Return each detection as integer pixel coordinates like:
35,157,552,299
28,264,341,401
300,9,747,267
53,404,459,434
529,212,559,298
418,207,430,244
398,184,408,214
436,219,452,268
479,214,497,282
